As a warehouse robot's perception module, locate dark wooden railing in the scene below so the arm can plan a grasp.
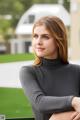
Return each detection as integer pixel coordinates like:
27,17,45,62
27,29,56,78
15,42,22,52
6,118,34,120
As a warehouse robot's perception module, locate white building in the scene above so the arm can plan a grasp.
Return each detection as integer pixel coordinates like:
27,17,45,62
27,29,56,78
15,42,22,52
11,4,70,54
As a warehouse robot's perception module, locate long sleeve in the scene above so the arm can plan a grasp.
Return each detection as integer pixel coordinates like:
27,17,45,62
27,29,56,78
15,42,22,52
20,66,74,114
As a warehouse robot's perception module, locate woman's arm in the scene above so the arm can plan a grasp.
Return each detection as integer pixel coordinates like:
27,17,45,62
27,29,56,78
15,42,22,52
49,66,80,120
20,66,74,114
72,97,80,112
49,97,80,120
71,65,80,112
49,111,80,120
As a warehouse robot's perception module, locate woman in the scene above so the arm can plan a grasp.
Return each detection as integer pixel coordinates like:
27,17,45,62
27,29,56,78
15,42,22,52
20,16,80,120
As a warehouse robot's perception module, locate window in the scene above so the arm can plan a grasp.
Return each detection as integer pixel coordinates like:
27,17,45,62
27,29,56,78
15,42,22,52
23,14,35,24
28,14,35,23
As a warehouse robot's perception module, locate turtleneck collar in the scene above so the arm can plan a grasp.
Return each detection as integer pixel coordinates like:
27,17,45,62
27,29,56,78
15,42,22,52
41,57,68,69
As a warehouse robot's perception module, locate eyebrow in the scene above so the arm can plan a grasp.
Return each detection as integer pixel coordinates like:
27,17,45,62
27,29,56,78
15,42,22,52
33,33,51,36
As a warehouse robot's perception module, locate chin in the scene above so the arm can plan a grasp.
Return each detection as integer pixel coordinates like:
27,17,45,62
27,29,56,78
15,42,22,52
37,55,44,57
36,53,44,57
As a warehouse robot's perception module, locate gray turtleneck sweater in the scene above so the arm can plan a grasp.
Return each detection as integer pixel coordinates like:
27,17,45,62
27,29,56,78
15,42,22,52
20,58,80,120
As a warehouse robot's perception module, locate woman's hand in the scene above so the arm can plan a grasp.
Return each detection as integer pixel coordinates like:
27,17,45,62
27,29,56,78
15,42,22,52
49,111,80,120
70,112,80,120
72,97,80,112
49,97,80,120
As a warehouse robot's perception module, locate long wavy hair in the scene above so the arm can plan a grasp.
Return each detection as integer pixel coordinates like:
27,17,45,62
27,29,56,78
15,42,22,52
32,16,68,65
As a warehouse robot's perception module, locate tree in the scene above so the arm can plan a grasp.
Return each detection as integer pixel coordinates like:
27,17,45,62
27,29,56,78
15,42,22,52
0,0,33,40
0,0,70,41
32,0,57,4
32,0,70,11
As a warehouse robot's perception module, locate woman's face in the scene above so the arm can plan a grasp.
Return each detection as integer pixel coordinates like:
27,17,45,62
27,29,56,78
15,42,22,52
32,25,58,59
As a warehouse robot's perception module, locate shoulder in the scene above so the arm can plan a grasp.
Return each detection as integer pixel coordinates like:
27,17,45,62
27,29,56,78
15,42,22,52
68,62,80,72
19,65,38,79
20,65,35,74
68,62,80,68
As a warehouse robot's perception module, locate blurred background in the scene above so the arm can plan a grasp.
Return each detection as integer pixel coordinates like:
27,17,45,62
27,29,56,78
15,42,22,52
0,0,80,61
0,0,80,119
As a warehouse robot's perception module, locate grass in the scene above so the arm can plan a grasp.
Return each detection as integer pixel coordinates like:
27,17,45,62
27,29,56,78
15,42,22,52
0,54,35,118
0,87,34,119
0,53,35,63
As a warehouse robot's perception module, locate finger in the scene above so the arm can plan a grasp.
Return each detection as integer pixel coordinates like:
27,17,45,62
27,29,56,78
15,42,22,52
73,113,80,120
70,112,79,120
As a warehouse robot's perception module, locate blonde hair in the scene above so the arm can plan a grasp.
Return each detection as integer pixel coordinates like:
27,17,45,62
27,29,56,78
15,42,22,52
32,16,68,65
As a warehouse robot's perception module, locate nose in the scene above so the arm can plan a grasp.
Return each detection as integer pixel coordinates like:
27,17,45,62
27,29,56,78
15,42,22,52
36,36,42,45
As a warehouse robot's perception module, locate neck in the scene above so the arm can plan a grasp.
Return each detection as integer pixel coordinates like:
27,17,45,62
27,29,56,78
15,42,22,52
41,57,65,69
43,53,58,60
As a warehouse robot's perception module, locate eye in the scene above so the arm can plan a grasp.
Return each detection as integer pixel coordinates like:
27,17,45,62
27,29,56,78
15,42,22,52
42,35,49,40
33,34,38,39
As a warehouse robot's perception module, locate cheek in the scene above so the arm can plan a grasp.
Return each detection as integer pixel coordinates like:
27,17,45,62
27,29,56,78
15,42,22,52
46,40,57,50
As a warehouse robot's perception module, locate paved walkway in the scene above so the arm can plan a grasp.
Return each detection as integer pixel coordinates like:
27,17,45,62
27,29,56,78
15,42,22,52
0,61,33,88
0,60,80,88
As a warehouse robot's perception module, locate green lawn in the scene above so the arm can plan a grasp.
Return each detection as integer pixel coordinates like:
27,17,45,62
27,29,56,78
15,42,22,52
0,53,35,63
0,87,34,119
0,54,35,118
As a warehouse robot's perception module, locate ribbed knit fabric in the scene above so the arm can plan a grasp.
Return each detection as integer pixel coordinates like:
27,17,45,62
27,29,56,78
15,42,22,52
20,58,80,120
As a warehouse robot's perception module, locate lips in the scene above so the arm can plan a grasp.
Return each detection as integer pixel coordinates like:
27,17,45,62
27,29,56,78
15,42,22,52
36,47,45,51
